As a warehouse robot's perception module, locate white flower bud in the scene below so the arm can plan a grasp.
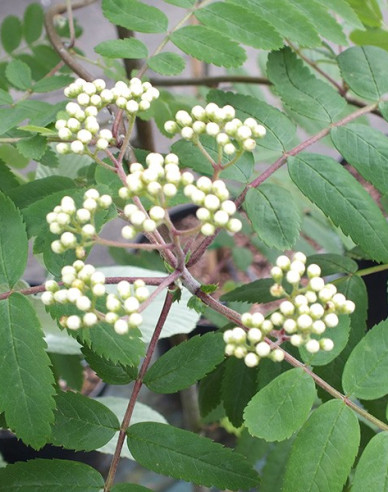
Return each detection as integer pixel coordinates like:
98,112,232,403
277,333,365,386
247,327,262,343
181,127,194,140
297,314,313,330
67,288,82,303
223,330,234,343
201,223,215,236
306,339,320,354
125,100,139,114
234,346,247,359
100,89,114,103
124,296,140,313
318,287,334,302
135,286,149,302
206,122,220,136
231,327,245,343
67,315,82,330
204,194,220,211
251,312,265,327
290,334,303,347
280,301,294,316
56,143,70,154
270,266,283,283
224,143,236,155
176,110,192,126
117,281,131,298
271,349,285,362
82,224,95,237
252,124,266,138
290,260,306,275
142,219,156,232
66,102,81,116
213,210,229,226
286,270,300,284
312,320,326,335
164,120,178,133
122,225,136,240
54,289,68,303
237,125,252,140
49,223,62,234
93,78,106,91
256,341,271,357
283,318,297,334
90,94,102,107
227,218,242,234
41,291,54,305
83,198,98,211
242,138,256,151
333,293,346,309
320,338,334,351
271,312,284,326
99,129,113,141
128,312,142,328
105,312,119,324
193,121,206,134
245,353,259,368
70,140,84,154
191,105,206,121
131,210,146,226
75,208,90,223
307,264,321,278
223,105,235,120
114,319,129,334
85,106,98,117
83,312,98,327
84,117,99,134
163,183,177,197
205,103,219,118
305,290,317,303
55,119,67,130
324,313,339,328
96,138,108,150
106,295,121,312
77,93,90,106
261,320,273,333
241,312,252,326
310,303,325,319
220,200,236,216
344,300,355,314
60,232,76,247
149,206,165,221
309,277,325,292
216,132,229,145
92,283,106,296
196,176,212,192
76,296,92,312
99,194,112,208
58,127,72,141
56,213,70,225
276,255,291,270
225,343,235,356
139,100,151,112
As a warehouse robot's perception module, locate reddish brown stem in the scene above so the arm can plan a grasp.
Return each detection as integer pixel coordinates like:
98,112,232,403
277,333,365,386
104,290,175,491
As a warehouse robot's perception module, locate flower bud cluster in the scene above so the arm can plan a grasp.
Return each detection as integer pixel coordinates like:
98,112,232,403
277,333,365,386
184,177,242,236
41,260,106,330
57,77,159,155
104,279,149,334
164,103,266,155
41,262,149,335
269,252,355,354
47,189,112,259
224,313,285,368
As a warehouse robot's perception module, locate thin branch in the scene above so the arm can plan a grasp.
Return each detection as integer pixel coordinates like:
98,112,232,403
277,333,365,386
181,268,388,432
150,75,271,87
104,290,175,491
65,0,76,49
138,270,181,313
94,236,174,251
187,101,379,268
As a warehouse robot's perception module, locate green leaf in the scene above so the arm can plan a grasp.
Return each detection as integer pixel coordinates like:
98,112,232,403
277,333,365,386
32,75,74,93
331,124,388,194
163,0,195,6
350,28,388,51
1,16,22,54
112,486,152,492
352,432,388,492
260,438,294,492
232,0,320,47
23,3,44,44
244,184,301,250
102,0,168,33
299,314,351,366
0,294,55,448
306,253,358,276
290,0,346,44
337,46,388,101
195,3,283,50
244,368,316,442
82,346,137,385
95,38,148,59
6,60,32,91
0,163,18,193
0,192,27,288
282,400,360,492
208,89,296,151
16,135,47,160
49,353,83,391
232,247,253,271
0,459,104,491
288,153,388,263
198,362,224,417
347,0,382,27
267,48,346,123
148,52,185,76
170,25,246,68
96,397,167,460
0,107,31,136
342,318,388,399
50,391,119,452
222,357,258,428
221,278,276,303
144,333,225,393
127,422,260,490
315,0,363,28
0,88,12,105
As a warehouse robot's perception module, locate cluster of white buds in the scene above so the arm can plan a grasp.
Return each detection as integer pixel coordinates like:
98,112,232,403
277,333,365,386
47,189,112,259
41,260,106,330
224,313,285,368
269,252,355,354
164,103,266,155
105,280,149,334
184,176,242,236
56,77,159,155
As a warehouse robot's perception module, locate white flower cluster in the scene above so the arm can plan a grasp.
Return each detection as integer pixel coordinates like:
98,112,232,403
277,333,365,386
224,314,285,368
164,103,266,155
56,77,159,155
41,260,106,330
184,176,242,236
269,252,355,354
105,279,149,334
41,261,149,335
46,189,112,259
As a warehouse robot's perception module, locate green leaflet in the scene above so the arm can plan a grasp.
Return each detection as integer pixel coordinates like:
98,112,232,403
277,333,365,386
244,185,301,250
1,16,22,54
0,294,56,449
350,28,388,51
82,346,137,385
148,52,185,76
127,422,260,490
195,2,283,50
288,153,388,263
347,0,382,27
314,0,363,28
306,253,358,276
331,124,388,194
95,38,148,59
112,485,152,492
5,60,32,91
289,0,346,44
352,432,388,492
198,362,224,417
0,191,28,288
16,135,47,161
23,3,44,44
0,164,18,193
144,333,225,394
32,75,74,93
267,48,346,123
221,278,276,304
283,400,360,492
244,368,316,442
342,318,388,399
260,438,294,492
101,0,168,33
50,391,119,452
208,89,296,151
221,357,258,427
0,459,104,491
170,25,246,68
337,46,388,101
